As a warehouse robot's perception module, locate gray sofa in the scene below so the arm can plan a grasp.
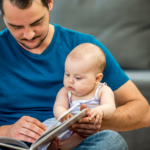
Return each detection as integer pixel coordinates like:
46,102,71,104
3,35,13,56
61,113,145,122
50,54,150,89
1,0,150,149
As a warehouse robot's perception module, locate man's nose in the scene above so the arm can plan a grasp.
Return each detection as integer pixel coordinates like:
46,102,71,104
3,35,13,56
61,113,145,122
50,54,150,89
23,27,35,40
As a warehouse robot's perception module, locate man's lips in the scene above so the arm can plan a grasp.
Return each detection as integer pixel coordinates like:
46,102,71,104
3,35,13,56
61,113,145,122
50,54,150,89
26,40,35,43
21,36,40,42
68,86,75,91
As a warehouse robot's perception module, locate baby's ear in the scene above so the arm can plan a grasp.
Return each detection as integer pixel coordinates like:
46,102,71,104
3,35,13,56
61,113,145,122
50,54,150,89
95,73,103,82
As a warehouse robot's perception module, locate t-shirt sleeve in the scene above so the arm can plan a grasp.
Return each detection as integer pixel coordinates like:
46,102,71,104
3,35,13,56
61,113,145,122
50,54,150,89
92,37,129,91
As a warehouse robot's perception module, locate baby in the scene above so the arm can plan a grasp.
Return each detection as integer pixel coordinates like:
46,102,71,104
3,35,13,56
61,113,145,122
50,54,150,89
43,43,116,150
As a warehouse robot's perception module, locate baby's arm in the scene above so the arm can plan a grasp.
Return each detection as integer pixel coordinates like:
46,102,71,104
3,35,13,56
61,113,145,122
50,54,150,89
88,85,116,124
53,87,70,120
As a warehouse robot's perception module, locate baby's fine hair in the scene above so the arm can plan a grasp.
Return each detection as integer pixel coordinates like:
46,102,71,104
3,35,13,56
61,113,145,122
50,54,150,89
68,43,106,73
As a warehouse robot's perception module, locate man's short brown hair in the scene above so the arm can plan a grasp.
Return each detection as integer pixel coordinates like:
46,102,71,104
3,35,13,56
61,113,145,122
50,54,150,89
0,0,49,16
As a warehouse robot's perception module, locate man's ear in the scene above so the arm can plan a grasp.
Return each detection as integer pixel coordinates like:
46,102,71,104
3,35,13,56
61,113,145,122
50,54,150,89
95,73,103,83
48,0,53,11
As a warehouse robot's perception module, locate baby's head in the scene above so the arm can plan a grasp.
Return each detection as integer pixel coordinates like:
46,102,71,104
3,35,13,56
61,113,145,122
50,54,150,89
64,43,106,96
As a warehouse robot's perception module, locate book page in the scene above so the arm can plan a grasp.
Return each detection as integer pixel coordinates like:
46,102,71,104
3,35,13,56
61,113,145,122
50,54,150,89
31,109,87,150
33,103,79,145
0,136,29,149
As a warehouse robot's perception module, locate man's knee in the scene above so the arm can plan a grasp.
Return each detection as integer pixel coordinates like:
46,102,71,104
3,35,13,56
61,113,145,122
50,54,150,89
94,130,129,150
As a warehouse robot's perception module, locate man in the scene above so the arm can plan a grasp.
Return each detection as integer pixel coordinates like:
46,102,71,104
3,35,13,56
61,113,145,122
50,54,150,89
0,0,149,149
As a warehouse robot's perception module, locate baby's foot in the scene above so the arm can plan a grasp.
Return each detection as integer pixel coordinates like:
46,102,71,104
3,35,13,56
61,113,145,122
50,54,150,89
47,137,61,150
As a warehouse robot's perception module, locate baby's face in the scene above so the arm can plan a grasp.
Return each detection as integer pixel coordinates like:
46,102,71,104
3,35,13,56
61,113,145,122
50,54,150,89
63,57,96,97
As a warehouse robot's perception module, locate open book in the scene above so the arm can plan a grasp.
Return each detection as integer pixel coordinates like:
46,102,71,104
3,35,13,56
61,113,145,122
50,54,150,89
0,104,87,150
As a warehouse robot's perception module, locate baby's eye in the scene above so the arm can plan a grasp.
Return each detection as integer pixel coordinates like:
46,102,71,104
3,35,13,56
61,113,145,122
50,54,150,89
76,77,82,80
65,73,70,77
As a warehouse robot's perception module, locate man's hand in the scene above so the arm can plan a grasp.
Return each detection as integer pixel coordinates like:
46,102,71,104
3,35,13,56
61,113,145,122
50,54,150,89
3,116,47,143
61,113,73,123
69,104,101,138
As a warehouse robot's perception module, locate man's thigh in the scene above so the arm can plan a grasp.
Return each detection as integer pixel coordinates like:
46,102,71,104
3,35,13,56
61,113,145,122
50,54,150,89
73,130,128,150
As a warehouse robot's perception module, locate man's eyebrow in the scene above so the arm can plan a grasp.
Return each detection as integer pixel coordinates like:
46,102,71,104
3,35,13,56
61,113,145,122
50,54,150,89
7,16,44,27
7,22,21,27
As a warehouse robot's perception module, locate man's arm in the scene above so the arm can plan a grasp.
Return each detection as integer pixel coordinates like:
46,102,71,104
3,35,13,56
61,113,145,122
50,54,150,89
69,80,150,137
101,80,150,131
0,116,47,143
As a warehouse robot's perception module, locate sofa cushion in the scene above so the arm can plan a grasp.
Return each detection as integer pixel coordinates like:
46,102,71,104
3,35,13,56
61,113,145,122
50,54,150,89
51,0,150,69
0,17,6,31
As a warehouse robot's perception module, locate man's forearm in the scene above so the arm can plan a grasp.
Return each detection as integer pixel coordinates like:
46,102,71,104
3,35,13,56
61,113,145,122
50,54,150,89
101,100,149,131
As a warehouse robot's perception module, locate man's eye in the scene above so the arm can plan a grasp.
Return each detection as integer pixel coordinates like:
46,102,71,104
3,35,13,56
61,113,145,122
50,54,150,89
33,23,40,26
14,26,22,30
32,21,41,26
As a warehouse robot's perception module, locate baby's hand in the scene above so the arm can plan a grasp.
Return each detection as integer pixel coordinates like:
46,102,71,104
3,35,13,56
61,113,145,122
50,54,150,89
88,108,103,125
60,113,73,123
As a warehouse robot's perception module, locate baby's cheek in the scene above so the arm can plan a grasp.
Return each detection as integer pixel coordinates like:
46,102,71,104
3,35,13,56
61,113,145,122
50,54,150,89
78,86,88,94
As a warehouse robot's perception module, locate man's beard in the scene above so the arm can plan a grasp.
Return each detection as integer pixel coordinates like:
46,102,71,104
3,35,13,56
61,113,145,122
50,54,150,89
18,31,48,50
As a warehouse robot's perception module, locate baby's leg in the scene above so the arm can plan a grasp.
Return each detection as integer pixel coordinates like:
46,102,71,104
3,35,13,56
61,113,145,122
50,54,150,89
46,137,61,150
61,133,84,150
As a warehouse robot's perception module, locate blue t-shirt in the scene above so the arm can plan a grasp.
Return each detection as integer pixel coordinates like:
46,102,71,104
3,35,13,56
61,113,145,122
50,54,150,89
0,24,129,126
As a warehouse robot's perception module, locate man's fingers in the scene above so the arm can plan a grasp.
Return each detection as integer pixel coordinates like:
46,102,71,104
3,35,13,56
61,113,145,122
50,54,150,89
8,116,47,142
18,134,36,143
69,123,100,138
70,123,100,130
20,116,47,137
23,122,45,136
24,116,47,130
20,127,41,140
77,133,95,138
69,127,99,137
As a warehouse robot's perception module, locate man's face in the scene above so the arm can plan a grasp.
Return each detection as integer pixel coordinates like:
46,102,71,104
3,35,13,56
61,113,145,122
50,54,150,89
3,0,52,50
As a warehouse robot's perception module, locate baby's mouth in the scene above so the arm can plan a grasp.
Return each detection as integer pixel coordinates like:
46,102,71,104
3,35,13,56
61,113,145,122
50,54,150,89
68,86,75,91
